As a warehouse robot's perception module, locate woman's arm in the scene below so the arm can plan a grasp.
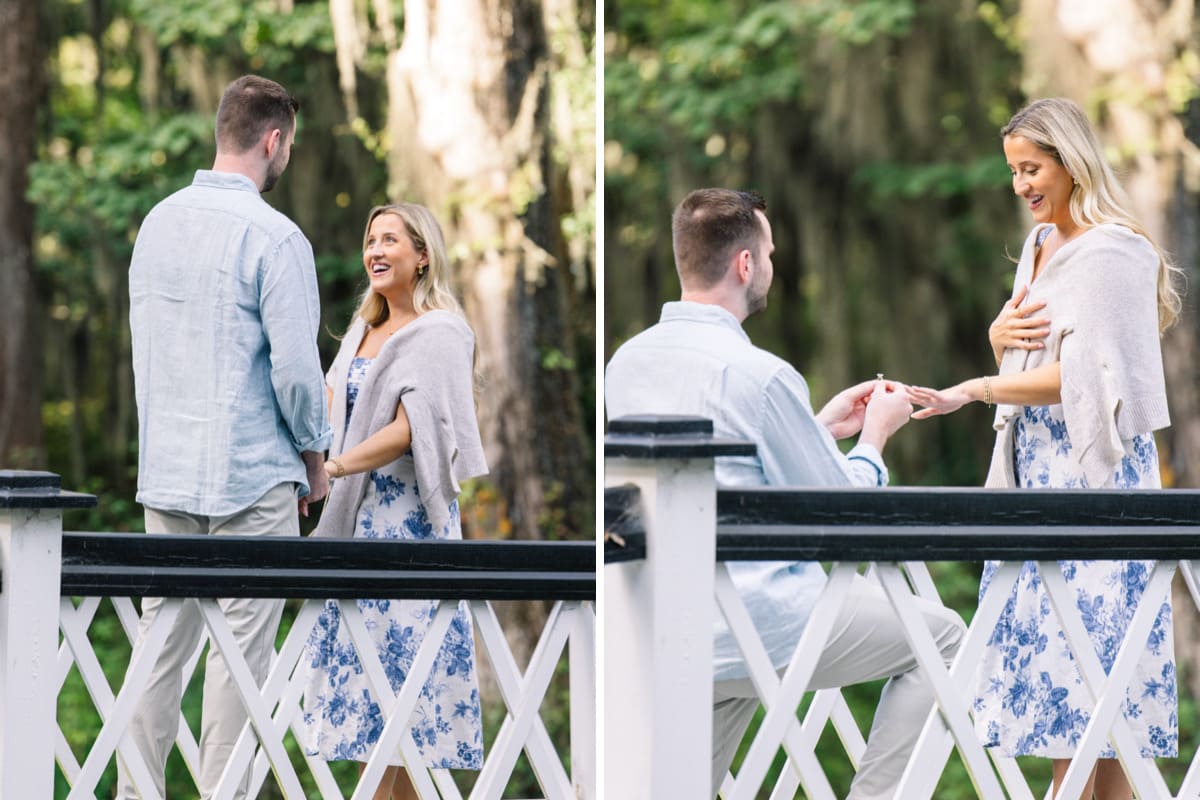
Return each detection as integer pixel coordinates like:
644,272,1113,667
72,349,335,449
908,362,1061,419
324,400,412,478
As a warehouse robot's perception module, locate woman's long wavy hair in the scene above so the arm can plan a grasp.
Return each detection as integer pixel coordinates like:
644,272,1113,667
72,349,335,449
1002,97,1183,332
349,203,465,331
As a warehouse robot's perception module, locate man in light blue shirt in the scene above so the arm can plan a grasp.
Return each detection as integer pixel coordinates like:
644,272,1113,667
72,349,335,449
606,188,965,798
120,75,332,800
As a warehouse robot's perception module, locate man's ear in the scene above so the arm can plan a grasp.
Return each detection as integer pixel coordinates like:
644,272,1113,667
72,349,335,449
733,248,752,285
263,127,282,159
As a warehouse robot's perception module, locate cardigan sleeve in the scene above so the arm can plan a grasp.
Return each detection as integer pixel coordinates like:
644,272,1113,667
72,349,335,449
402,315,487,510
1057,232,1168,487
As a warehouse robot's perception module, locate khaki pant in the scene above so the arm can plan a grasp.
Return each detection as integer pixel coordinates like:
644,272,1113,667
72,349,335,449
116,482,297,800
712,575,966,799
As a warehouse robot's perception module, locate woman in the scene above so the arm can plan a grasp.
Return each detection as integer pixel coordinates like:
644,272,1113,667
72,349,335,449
302,203,487,799
908,98,1181,798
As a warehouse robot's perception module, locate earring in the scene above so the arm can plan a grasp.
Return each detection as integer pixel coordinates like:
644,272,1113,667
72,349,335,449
418,264,428,277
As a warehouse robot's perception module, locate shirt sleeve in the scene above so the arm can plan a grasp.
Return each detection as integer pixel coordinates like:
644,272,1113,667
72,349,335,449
259,231,333,453
757,368,888,488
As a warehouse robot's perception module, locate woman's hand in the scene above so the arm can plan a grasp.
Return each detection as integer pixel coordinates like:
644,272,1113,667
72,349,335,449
988,284,1050,366
907,382,978,420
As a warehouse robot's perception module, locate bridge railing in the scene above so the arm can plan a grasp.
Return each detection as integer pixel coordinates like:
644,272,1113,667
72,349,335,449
0,470,595,800
603,415,1200,800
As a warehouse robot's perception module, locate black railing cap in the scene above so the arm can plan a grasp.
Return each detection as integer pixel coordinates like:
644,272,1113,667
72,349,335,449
0,470,98,510
605,415,756,460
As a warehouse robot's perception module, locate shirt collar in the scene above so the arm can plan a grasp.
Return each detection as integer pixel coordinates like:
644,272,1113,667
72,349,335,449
192,169,260,194
660,301,751,343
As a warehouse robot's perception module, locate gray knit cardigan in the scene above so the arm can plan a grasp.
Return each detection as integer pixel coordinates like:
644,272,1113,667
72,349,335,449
312,310,488,538
986,223,1169,488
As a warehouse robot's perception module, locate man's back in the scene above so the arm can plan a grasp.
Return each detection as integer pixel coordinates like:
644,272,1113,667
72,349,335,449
607,301,877,490
130,170,329,516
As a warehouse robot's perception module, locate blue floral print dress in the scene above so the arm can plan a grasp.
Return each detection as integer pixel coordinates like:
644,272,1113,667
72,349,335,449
301,356,484,768
973,404,1177,758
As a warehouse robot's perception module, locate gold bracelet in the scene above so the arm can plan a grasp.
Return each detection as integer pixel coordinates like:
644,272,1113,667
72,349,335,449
330,457,346,479
983,376,993,407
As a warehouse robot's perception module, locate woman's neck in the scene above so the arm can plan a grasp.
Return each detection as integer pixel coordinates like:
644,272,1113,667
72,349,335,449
1052,217,1085,243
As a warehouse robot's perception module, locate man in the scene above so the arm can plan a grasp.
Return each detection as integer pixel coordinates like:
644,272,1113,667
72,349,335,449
605,188,965,798
120,75,332,799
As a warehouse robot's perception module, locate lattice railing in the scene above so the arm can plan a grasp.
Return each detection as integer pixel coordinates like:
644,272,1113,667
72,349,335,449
57,593,594,799
0,472,595,800
604,415,1200,800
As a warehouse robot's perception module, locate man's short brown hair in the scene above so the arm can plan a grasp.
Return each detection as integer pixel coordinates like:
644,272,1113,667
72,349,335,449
215,75,300,154
671,189,767,287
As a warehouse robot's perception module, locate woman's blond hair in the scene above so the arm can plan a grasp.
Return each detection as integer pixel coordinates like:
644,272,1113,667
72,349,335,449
1002,97,1183,332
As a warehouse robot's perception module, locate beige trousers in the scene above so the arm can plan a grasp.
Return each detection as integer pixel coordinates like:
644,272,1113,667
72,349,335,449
711,575,966,799
115,482,297,800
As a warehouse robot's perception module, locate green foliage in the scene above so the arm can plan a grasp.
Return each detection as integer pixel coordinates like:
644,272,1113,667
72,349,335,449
853,155,1011,200
29,114,211,247
609,0,914,143
129,0,336,65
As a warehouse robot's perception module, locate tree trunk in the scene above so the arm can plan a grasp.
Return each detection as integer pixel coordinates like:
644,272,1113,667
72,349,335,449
0,0,45,469
379,0,590,544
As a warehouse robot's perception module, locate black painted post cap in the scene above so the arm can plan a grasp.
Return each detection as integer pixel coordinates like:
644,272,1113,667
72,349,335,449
0,470,98,510
605,415,757,460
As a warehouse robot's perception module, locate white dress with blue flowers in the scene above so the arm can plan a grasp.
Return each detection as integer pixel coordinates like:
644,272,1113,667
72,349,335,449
301,357,483,769
973,404,1177,758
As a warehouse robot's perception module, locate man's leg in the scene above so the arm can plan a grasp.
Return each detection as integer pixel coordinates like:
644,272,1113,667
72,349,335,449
808,575,963,800
195,482,297,800
115,508,208,800
710,693,760,795
710,575,964,800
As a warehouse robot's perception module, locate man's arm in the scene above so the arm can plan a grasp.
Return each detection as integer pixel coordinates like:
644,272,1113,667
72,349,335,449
260,232,333,483
759,370,911,488
298,451,329,516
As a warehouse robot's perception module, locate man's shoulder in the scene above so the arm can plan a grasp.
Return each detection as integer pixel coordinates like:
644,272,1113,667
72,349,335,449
152,180,306,246
612,318,792,381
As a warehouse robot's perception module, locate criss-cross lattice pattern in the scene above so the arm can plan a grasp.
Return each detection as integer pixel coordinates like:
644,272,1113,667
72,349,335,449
715,560,1200,800
56,595,594,799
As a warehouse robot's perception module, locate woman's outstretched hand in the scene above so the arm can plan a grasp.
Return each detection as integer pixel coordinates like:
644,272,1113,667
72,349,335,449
988,284,1050,366
907,383,974,420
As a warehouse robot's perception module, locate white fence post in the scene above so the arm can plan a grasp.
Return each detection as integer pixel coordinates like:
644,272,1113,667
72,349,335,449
604,416,755,800
0,470,96,799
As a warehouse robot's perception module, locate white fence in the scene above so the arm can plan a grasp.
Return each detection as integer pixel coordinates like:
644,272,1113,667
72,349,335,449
604,414,1200,800
0,470,595,800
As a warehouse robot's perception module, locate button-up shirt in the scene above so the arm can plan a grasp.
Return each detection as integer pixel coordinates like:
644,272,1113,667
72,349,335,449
130,170,332,516
605,301,888,681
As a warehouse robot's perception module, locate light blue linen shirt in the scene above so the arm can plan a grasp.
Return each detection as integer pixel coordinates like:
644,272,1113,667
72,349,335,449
605,301,888,681
129,170,332,516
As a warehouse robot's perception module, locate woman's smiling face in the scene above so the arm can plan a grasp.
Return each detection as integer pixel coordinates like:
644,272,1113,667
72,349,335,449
1004,134,1075,229
363,212,424,296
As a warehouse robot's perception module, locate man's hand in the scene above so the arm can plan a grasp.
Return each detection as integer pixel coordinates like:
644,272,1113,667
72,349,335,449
857,380,914,452
816,379,878,440
299,450,330,518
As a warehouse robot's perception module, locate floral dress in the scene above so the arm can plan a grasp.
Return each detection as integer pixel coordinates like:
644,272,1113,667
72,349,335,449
301,356,484,769
973,404,1177,758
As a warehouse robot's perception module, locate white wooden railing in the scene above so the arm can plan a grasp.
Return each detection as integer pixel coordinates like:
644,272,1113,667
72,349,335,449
0,470,595,800
604,415,1200,800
